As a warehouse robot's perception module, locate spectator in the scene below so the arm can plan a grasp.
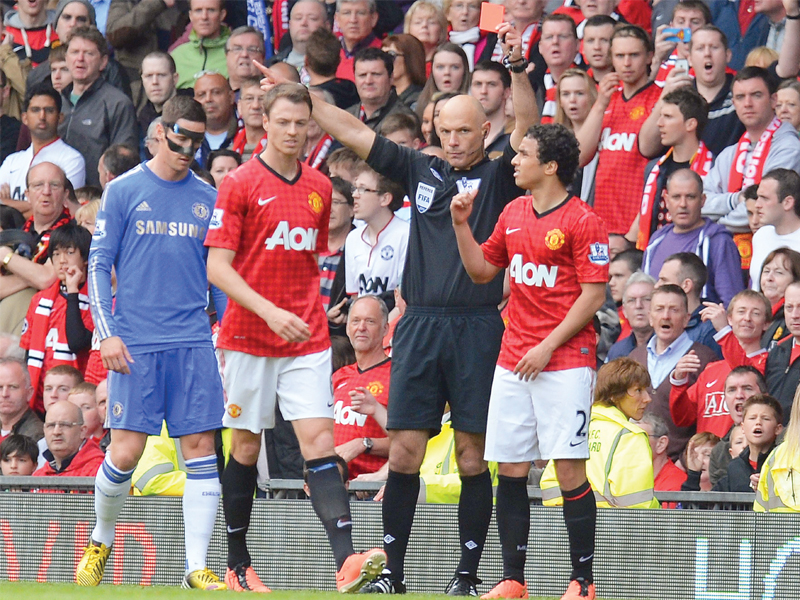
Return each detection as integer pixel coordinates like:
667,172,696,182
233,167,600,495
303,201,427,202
34,399,103,476
776,80,800,134
137,52,182,144
759,248,800,349
0,433,38,475
143,117,161,159
755,385,800,512
744,183,762,236
577,25,661,235
608,249,643,338
20,225,93,413
470,61,511,159
745,46,779,68
378,112,423,150
702,68,800,234
381,34,426,110
334,0,382,82
680,431,720,491
321,177,354,332
533,14,581,124
637,412,688,493
653,252,723,355
98,144,139,189
751,169,800,290
0,6,29,121
763,281,800,422
303,88,336,171
333,295,391,479
207,148,241,189
68,381,103,444
170,0,230,89
48,45,71,92
347,48,414,133
608,271,655,361
651,0,711,87
41,365,84,413
630,284,717,460
305,28,359,110
225,26,266,94
635,89,713,250
644,170,744,307
414,43,470,124
75,199,100,233
498,0,546,64
231,77,266,159
445,0,494,70
670,290,770,437
0,87,86,212
404,0,447,68
193,72,237,168
582,15,615,83
0,331,24,360
0,71,21,165
59,26,138,188
325,147,366,182
3,0,57,67
268,1,326,72
0,357,42,442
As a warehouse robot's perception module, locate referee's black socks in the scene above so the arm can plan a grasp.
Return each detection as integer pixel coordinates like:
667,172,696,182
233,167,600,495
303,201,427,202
222,455,258,569
456,469,493,579
562,480,596,584
382,469,420,581
306,456,355,571
496,475,530,584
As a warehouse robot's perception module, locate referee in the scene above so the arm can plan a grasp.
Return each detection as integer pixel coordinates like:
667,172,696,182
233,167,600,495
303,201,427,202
256,21,538,596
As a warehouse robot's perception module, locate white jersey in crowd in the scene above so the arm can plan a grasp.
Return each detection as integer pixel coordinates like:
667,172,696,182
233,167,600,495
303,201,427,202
345,215,409,297
0,139,86,201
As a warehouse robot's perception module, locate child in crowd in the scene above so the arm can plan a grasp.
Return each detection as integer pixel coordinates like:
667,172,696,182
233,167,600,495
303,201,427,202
76,199,101,234
682,432,721,491
0,434,38,476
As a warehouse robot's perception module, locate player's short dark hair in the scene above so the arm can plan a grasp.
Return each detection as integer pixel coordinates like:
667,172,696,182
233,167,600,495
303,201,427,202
742,394,783,423
611,24,653,53
472,60,511,89
661,87,709,137
101,144,139,179
262,83,312,118
45,364,85,385
330,176,354,207
67,25,108,57
762,168,800,217
584,14,617,30
353,48,393,79
142,50,176,75
733,66,777,95
208,148,242,172
23,84,62,113
651,283,689,311
727,365,768,393
162,95,207,125
306,29,342,78
673,0,712,25
542,13,578,39
523,124,580,187
379,112,423,141
689,24,729,51
664,252,707,296
611,248,643,273
0,434,39,464
595,358,651,408
48,224,93,262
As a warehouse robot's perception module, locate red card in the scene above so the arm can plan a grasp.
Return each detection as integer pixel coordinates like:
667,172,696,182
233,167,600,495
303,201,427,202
479,2,504,34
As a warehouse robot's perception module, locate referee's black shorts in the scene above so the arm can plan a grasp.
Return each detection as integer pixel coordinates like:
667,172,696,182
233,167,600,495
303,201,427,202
387,306,504,435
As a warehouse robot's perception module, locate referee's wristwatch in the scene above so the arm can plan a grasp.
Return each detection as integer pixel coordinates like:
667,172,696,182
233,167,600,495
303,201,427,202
362,437,374,454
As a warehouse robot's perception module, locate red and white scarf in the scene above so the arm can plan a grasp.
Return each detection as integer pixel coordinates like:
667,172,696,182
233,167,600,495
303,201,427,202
231,128,268,160
637,142,714,250
304,134,333,170
728,116,782,192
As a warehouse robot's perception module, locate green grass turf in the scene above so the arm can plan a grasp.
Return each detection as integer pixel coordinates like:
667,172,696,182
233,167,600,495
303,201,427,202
0,581,571,599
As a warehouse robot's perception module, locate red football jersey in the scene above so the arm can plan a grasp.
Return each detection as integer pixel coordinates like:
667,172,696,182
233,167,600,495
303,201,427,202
593,82,661,234
481,196,609,372
332,359,390,479
670,360,735,438
205,158,332,357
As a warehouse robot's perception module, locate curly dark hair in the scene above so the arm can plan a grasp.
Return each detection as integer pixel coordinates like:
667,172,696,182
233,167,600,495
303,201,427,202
524,124,580,187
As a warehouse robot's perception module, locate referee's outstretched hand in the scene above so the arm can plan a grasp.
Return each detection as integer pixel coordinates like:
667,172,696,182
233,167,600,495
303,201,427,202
450,188,478,226
253,59,290,93
100,336,134,375
265,305,311,343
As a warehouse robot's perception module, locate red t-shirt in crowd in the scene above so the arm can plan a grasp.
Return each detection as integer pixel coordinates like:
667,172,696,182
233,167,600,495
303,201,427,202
593,82,661,234
332,359,390,479
670,359,737,438
481,196,609,372
205,157,332,357
655,458,688,491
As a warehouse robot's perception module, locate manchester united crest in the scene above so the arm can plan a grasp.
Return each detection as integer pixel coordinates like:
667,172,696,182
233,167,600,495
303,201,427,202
308,192,324,213
544,228,565,250
367,381,385,396
629,106,645,121
227,404,242,418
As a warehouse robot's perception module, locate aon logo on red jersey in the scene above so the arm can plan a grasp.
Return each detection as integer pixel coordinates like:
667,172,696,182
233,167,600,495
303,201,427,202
600,128,636,152
509,254,558,287
265,221,319,251
334,400,367,426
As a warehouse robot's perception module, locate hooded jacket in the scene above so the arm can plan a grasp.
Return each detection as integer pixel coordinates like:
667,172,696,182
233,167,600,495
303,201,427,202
3,9,57,66
171,26,231,90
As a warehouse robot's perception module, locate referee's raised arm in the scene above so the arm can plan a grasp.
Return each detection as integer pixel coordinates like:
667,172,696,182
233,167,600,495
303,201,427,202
254,61,376,160
497,21,540,152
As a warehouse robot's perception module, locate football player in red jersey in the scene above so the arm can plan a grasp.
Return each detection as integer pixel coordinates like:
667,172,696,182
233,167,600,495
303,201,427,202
451,124,608,600
206,83,386,593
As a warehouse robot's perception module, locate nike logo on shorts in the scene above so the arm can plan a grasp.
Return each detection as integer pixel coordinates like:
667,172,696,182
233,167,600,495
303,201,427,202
569,440,584,447
258,196,277,206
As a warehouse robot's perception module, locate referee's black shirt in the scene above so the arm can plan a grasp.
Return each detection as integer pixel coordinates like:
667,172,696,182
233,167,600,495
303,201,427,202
367,136,524,308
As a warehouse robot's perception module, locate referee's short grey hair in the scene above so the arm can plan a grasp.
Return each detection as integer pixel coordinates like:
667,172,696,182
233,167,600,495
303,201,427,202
622,271,656,302
348,295,389,326
337,0,376,13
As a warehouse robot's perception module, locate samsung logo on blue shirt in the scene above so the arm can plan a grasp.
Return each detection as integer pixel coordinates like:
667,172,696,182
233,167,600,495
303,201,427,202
135,220,206,239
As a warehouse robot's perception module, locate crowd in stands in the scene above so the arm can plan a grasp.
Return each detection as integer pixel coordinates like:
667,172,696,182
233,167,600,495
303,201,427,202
2,0,800,513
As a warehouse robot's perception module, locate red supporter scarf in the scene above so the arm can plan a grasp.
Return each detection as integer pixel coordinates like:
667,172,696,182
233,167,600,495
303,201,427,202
541,65,576,124
304,134,333,170
22,210,72,264
728,117,782,192
231,128,268,160
637,142,713,250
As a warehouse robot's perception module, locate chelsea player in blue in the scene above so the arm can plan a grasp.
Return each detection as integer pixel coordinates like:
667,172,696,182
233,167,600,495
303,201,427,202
76,96,227,590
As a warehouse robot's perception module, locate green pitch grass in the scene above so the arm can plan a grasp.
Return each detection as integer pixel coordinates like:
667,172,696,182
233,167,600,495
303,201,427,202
0,581,581,599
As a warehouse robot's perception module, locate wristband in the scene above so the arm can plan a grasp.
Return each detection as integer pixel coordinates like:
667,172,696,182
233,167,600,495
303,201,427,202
502,55,529,73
